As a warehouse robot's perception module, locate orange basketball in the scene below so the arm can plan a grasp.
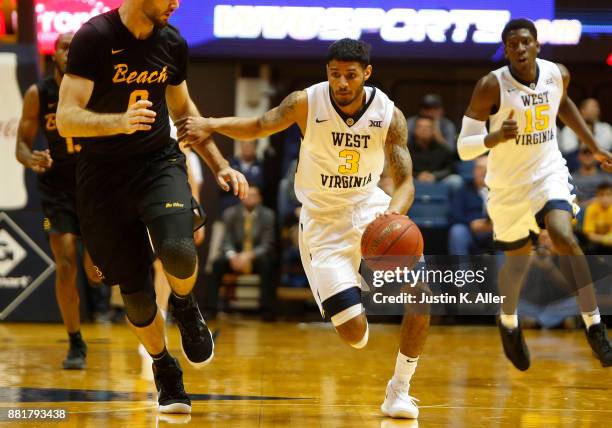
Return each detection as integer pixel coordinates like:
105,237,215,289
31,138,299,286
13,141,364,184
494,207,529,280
361,214,424,257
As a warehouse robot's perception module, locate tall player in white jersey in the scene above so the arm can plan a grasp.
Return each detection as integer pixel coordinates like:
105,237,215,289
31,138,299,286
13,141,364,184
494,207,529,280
458,19,612,370
177,39,428,419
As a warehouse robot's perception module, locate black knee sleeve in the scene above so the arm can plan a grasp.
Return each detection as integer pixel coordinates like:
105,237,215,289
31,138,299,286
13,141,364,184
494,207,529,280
148,213,197,279
119,270,157,327
121,289,157,327
158,237,197,279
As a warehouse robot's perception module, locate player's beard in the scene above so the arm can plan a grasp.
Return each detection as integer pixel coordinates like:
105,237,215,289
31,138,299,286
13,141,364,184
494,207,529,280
147,15,169,29
143,5,171,29
333,79,365,107
151,17,169,29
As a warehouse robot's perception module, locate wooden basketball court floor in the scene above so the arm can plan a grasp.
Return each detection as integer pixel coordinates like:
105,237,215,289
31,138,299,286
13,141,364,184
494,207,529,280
0,320,610,427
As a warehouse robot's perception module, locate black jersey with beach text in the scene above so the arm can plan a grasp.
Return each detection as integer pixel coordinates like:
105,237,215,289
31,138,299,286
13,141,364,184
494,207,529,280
37,75,80,165
66,9,187,157
36,75,78,188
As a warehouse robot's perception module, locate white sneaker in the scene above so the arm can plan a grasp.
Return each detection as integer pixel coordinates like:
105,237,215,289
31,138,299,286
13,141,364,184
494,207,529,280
381,380,419,419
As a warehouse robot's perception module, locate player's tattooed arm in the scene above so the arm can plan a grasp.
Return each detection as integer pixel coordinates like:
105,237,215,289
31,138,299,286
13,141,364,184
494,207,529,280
15,84,52,173
57,74,156,137
256,90,308,136
176,90,308,146
556,63,612,171
384,107,415,215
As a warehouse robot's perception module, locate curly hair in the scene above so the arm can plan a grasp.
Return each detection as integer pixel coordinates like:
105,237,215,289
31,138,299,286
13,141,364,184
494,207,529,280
327,38,371,68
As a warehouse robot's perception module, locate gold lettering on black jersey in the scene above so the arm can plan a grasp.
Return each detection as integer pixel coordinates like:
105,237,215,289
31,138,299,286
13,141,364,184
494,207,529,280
112,64,169,84
44,113,57,131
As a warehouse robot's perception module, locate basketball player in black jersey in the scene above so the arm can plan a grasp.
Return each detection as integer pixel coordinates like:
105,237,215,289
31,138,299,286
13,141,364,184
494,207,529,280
16,32,102,370
56,0,248,414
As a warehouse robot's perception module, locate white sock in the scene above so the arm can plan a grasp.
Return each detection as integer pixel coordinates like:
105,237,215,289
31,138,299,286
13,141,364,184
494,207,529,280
392,352,418,387
582,308,601,329
500,311,518,329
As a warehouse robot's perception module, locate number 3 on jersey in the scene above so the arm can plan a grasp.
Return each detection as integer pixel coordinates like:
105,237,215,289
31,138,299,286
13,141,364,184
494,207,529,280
338,149,360,174
128,89,149,107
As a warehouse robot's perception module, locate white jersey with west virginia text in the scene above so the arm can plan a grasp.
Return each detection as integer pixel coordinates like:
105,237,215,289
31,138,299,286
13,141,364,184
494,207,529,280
295,82,394,211
486,58,568,189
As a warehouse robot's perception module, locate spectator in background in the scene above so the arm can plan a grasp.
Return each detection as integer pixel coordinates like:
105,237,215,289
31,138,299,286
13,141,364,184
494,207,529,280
278,159,308,288
207,186,276,320
447,156,493,255
409,116,463,190
407,94,457,151
559,98,612,172
278,158,300,223
220,139,264,211
582,182,612,254
280,124,302,178
573,145,610,206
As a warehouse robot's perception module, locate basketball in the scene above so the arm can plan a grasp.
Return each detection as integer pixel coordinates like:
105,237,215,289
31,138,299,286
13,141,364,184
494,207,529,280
361,214,424,258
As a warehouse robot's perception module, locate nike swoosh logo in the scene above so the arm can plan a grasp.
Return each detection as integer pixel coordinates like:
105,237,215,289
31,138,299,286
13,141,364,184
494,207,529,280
315,118,328,123
47,103,57,108
111,48,126,54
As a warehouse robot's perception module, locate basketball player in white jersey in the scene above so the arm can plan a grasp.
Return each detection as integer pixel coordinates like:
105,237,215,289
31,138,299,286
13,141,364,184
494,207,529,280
458,19,612,370
176,39,428,418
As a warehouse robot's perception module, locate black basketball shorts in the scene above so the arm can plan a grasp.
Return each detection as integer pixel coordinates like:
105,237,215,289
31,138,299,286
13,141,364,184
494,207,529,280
76,141,204,285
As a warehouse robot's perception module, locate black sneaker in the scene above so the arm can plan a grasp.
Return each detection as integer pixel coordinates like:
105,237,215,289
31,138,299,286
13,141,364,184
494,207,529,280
585,323,612,367
153,357,191,414
62,340,87,370
169,293,214,368
496,316,530,371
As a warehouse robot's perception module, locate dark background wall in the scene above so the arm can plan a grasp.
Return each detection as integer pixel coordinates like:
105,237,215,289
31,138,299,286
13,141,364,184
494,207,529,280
191,58,612,136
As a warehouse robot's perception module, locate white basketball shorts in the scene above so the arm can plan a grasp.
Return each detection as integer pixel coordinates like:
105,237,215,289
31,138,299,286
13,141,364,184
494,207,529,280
298,188,391,324
487,169,577,250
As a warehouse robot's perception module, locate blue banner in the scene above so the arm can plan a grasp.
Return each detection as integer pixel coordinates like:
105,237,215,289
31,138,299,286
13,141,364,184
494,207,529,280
170,0,561,59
